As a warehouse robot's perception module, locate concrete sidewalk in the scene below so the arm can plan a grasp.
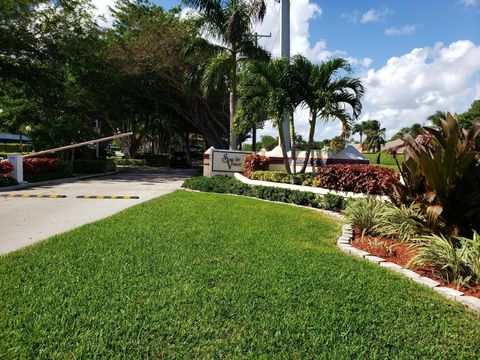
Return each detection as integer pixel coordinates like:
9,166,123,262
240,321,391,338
0,168,197,255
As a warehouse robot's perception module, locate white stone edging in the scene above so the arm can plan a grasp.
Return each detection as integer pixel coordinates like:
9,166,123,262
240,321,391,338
337,224,480,315
234,173,389,200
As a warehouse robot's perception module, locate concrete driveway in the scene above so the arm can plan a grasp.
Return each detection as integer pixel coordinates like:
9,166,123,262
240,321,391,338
0,168,197,255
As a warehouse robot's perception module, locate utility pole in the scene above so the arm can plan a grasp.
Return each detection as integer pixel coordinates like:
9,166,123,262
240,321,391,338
280,0,291,151
252,32,271,153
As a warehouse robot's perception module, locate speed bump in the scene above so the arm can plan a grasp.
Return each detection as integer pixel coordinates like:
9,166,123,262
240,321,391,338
76,195,139,199
1,194,67,198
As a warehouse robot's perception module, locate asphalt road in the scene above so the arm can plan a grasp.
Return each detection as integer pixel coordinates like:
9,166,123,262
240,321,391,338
0,168,197,255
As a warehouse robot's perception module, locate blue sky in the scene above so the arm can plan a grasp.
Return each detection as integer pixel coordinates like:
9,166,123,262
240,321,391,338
95,0,480,140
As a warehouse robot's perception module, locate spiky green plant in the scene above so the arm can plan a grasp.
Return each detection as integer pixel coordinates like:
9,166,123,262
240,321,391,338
409,232,480,286
344,197,388,236
375,203,427,242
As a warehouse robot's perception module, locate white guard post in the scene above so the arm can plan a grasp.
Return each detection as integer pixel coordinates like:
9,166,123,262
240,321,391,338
203,147,254,177
7,153,23,183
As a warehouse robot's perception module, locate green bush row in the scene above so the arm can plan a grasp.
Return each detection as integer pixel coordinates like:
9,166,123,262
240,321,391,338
182,176,347,212
111,158,147,166
24,162,73,183
0,143,33,153
73,159,116,174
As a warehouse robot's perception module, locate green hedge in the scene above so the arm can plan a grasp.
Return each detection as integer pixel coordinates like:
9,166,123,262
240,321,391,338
24,162,73,183
0,143,33,153
73,159,116,174
111,158,147,166
182,176,347,212
139,154,169,167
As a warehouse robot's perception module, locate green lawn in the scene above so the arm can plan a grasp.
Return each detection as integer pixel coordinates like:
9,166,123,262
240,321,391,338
1,191,480,358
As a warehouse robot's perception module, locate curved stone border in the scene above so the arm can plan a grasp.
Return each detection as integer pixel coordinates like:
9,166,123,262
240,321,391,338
337,224,480,315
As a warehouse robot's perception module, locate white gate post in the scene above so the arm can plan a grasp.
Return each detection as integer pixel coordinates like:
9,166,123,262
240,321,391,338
7,153,23,183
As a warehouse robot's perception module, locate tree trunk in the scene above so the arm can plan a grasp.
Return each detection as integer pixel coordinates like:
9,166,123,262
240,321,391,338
278,118,292,175
300,114,317,174
229,52,238,150
252,124,257,152
289,114,296,174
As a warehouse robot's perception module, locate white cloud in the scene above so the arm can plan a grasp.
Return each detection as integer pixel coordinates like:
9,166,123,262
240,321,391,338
459,0,478,6
385,24,416,36
360,40,480,138
361,8,392,23
90,0,116,27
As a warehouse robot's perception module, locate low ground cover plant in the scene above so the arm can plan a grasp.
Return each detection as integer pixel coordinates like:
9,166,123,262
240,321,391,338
111,157,148,166
182,175,347,211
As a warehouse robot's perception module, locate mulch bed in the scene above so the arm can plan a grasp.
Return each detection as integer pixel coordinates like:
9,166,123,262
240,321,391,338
351,228,480,299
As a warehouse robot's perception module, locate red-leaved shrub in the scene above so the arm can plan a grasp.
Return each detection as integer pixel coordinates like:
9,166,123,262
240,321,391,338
23,158,61,175
0,160,14,176
243,155,269,178
315,164,400,195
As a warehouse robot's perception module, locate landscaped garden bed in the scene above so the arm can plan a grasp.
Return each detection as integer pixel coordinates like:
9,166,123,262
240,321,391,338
343,114,480,304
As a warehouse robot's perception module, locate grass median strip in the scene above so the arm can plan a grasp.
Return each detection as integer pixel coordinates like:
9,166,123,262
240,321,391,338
0,193,67,198
1,191,480,358
76,195,139,199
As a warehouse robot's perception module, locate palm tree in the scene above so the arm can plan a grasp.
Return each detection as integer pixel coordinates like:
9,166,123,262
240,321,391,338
427,110,446,128
184,0,267,150
237,58,297,174
362,120,386,152
352,123,365,143
291,55,364,174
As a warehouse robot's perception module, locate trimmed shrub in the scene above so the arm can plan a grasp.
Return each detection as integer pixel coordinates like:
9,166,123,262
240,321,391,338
23,159,73,182
320,193,347,212
182,176,348,211
379,151,404,166
111,157,147,166
0,160,14,176
250,170,291,184
0,143,33,153
243,155,269,178
73,159,116,174
23,158,62,175
316,164,399,195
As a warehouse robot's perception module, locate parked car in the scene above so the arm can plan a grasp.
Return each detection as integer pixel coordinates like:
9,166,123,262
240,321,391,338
170,151,191,168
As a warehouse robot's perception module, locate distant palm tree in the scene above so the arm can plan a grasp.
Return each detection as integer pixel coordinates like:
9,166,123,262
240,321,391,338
427,110,446,128
362,120,386,152
184,0,267,149
352,123,366,143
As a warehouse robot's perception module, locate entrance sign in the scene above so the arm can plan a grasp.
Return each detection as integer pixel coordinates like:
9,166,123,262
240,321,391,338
203,147,253,177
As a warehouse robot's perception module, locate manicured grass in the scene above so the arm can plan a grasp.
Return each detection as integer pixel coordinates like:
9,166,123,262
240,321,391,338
1,191,480,358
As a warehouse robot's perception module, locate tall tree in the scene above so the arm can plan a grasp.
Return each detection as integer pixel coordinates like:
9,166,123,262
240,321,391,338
362,120,386,152
183,0,267,150
292,56,364,173
237,58,297,174
427,110,446,128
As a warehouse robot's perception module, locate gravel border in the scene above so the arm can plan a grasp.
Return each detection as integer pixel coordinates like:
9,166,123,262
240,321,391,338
337,224,480,315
